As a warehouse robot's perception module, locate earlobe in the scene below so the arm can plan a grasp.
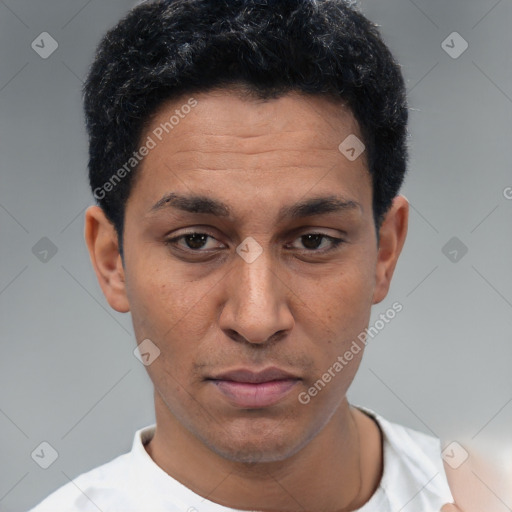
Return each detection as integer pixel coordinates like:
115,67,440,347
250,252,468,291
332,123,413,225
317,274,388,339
372,195,409,305
84,205,130,313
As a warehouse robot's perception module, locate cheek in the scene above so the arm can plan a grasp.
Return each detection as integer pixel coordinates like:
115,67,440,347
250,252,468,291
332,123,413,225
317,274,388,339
127,256,209,333
126,257,227,382
128,268,202,389
306,259,375,338
297,264,374,395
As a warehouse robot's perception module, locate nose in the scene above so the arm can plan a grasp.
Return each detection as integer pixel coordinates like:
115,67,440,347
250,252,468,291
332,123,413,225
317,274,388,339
218,241,295,345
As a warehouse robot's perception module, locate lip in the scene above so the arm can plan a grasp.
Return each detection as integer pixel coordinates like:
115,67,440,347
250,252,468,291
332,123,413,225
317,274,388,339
207,367,301,408
210,367,300,383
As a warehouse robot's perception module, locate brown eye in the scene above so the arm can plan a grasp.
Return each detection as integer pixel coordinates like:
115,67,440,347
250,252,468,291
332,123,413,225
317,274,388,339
180,233,209,250
301,234,325,250
164,232,222,252
289,233,344,252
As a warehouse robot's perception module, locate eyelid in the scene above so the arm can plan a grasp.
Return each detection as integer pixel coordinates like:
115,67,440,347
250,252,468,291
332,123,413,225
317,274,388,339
286,233,345,253
164,229,345,254
164,230,224,251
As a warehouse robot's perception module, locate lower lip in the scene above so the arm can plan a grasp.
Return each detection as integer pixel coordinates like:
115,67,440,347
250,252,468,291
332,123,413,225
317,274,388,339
211,379,299,408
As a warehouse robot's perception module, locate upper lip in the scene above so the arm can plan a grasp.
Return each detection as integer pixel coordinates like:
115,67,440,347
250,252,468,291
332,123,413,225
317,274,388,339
209,367,300,384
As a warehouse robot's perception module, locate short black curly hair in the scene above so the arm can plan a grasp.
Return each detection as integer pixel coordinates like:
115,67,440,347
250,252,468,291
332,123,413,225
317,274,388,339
83,0,408,260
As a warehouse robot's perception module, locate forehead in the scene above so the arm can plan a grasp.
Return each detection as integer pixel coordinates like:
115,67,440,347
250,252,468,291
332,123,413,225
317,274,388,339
146,88,362,155
127,89,371,219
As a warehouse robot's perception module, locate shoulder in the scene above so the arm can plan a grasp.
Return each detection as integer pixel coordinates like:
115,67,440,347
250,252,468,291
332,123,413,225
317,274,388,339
354,404,454,510
26,424,159,512
27,452,134,512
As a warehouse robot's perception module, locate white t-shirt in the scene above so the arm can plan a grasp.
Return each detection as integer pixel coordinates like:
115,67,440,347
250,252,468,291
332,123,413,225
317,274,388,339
28,405,454,512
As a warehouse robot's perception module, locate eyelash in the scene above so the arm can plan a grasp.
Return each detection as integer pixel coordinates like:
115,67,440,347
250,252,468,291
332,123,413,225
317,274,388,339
164,232,345,255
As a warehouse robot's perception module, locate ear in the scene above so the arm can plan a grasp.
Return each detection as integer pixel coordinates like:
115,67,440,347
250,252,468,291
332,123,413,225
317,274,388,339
84,205,130,313
372,195,409,305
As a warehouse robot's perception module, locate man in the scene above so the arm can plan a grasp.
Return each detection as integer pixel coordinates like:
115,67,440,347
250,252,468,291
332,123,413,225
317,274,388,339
29,0,462,510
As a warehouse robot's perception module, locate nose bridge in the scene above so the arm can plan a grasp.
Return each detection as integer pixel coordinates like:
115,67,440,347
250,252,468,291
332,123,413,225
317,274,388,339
237,237,277,308
222,236,293,344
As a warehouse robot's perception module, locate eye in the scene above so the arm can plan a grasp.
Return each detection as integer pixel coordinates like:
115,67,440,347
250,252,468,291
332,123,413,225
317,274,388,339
288,233,344,252
164,231,345,254
164,232,222,252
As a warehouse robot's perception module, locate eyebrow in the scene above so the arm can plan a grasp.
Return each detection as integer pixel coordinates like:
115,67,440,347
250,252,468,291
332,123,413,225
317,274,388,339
148,192,361,221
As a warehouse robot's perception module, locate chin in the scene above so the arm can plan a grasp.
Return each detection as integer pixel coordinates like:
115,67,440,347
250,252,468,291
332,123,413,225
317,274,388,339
210,438,302,464
198,418,311,464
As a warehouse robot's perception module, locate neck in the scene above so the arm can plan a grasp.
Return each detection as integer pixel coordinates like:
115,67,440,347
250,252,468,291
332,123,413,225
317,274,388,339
145,393,383,512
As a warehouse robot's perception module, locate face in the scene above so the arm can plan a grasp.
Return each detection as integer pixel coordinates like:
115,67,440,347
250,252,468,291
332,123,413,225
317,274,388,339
86,89,407,464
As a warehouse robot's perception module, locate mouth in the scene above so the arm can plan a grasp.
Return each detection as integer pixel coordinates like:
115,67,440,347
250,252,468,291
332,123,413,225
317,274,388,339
207,367,301,409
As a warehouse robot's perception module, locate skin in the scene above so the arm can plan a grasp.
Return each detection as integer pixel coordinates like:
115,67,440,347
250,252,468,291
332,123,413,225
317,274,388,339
84,88,414,511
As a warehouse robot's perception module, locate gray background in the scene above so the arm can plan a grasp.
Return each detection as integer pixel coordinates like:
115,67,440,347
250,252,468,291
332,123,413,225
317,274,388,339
1,0,511,510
